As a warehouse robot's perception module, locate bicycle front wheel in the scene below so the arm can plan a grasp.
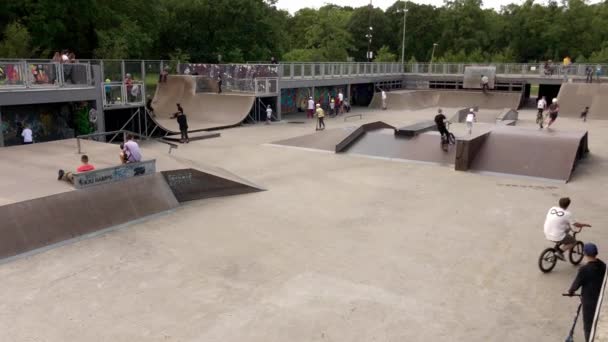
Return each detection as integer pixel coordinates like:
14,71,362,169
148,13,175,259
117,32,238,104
569,241,585,265
539,248,558,273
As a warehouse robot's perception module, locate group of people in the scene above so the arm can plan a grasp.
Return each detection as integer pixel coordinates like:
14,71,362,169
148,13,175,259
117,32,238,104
57,135,143,185
543,197,605,341
536,96,562,128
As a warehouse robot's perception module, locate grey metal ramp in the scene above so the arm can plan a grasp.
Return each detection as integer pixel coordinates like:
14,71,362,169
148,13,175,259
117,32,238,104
271,127,357,151
468,126,588,182
557,83,608,119
395,120,436,137
346,129,457,165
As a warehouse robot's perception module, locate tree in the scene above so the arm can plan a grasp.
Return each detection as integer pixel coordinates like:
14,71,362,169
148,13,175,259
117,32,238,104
0,22,32,58
375,46,397,62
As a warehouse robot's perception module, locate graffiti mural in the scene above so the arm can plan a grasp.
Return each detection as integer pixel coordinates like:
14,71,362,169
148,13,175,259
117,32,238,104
0,101,94,146
281,86,349,114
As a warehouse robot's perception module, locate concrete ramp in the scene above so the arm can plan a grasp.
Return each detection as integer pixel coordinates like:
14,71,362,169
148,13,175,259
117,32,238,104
468,127,588,182
162,168,264,203
271,127,357,152
346,129,457,165
0,174,179,259
151,75,255,132
371,90,522,111
557,83,608,119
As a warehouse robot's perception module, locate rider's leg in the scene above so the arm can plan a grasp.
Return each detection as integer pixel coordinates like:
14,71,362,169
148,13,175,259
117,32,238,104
558,234,576,252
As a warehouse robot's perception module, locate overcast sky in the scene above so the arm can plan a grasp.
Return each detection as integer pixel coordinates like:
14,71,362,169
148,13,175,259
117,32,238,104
275,0,601,13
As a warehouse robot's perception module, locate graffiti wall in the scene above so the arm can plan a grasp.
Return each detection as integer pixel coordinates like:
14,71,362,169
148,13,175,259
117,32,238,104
1,101,95,146
281,85,348,114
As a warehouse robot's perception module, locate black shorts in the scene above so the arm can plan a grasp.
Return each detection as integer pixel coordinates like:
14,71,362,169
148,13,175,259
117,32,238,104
549,112,558,120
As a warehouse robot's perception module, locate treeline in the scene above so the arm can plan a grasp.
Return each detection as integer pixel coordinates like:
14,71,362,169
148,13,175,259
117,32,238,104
1,0,608,63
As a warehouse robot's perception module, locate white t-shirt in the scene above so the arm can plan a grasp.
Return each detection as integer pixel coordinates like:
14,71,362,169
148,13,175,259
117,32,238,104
266,107,272,118
481,76,489,84
466,113,475,123
537,99,547,110
381,91,387,100
308,99,315,110
338,93,344,101
544,206,575,241
61,54,69,62
22,128,33,143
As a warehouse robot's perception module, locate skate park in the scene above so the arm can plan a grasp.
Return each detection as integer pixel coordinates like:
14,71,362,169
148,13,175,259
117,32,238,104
1,55,608,342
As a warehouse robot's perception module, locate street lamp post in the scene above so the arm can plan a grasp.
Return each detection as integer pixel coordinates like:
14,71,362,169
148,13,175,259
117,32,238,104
430,43,438,73
400,5,408,65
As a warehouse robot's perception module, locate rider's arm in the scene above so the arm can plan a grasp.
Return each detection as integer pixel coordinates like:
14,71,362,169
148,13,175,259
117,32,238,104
572,222,591,228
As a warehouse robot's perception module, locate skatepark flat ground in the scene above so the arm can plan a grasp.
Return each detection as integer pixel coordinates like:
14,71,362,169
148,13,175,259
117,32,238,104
2,106,608,341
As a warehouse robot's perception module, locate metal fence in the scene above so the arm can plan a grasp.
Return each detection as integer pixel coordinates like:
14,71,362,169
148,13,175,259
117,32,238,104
279,62,403,79
103,81,145,107
404,62,608,78
0,60,92,89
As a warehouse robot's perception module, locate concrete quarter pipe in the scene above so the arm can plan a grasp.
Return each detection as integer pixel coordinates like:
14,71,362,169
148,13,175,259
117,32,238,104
370,90,522,111
557,83,608,119
151,75,255,133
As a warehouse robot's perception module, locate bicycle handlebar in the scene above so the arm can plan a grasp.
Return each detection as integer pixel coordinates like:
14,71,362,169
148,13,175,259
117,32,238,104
562,293,581,297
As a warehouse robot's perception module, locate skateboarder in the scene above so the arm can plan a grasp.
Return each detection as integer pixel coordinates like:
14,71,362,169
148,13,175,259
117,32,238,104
537,96,547,128
466,108,476,135
266,104,272,124
307,96,315,119
546,98,560,128
581,106,589,122
57,155,96,184
315,103,325,130
170,103,189,143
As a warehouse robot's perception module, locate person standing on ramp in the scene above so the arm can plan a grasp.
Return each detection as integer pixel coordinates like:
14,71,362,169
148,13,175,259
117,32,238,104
466,108,476,135
171,103,189,143
307,96,315,119
481,75,489,94
537,96,547,128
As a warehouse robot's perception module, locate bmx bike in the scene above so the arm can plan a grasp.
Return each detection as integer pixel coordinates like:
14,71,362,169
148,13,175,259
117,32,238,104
538,228,584,273
562,293,582,342
536,110,545,125
440,122,456,152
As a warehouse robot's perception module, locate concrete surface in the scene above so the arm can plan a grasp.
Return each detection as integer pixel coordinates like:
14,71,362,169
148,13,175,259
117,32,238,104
1,105,608,341
557,83,608,119
151,75,254,132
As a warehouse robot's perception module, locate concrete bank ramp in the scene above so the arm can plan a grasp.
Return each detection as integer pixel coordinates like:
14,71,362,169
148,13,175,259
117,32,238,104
0,167,263,260
151,75,255,133
370,90,522,111
468,126,589,182
271,127,358,152
557,83,608,119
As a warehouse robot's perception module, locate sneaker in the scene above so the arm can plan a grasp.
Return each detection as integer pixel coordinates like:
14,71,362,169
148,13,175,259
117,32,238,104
555,250,565,261
57,169,64,180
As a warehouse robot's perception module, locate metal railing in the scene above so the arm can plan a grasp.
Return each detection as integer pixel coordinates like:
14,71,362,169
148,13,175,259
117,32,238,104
0,60,93,89
102,81,145,107
279,62,403,80
404,62,608,78
254,77,278,96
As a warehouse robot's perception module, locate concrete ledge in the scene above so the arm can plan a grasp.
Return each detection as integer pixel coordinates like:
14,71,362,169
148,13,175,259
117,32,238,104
454,131,491,171
395,120,436,137
73,160,156,189
335,121,395,153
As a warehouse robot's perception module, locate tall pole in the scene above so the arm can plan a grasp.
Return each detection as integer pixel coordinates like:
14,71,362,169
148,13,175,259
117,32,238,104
367,0,373,62
430,43,438,73
401,5,408,65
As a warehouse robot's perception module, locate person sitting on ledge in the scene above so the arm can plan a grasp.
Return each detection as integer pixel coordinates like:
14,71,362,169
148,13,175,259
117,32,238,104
57,155,96,184
122,135,142,163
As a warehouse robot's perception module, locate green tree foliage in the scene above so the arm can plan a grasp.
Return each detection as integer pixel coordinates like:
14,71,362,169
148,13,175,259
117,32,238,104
0,22,32,58
375,46,397,62
1,0,608,63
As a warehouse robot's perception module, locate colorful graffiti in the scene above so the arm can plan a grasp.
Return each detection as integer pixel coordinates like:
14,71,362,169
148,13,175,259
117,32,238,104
1,101,94,146
281,85,349,114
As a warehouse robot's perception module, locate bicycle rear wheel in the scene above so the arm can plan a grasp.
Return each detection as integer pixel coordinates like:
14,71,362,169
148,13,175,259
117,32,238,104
539,247,558,273
448,133,456,145
569,241,585,265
